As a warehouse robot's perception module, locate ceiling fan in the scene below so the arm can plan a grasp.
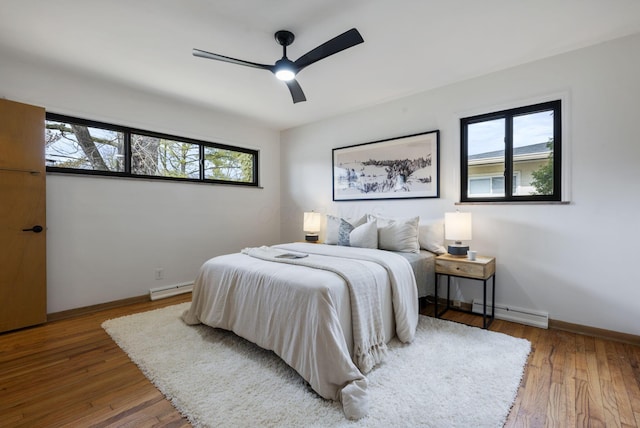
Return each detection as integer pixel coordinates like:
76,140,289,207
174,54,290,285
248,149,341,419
193,28,364,104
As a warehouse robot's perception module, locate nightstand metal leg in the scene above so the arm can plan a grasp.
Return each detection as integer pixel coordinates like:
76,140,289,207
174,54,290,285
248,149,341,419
434,274,439,318
446,275,451,311
482,278,487,328
481,274,496,329
434,273,449,319
492,274,496,320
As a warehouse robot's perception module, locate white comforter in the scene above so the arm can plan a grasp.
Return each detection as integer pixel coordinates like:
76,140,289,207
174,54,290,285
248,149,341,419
182,243,418,419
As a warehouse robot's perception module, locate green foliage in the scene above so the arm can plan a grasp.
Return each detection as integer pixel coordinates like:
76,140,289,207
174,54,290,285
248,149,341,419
155,139,199,178
205,148,253,182
530,138,554,195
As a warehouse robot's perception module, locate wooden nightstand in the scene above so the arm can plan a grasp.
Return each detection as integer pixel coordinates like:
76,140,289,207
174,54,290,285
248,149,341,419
434,254,496,329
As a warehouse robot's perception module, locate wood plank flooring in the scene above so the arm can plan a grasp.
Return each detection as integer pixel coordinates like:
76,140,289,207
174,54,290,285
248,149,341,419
1,294,639,427
431,309,640,428
0,294,192,427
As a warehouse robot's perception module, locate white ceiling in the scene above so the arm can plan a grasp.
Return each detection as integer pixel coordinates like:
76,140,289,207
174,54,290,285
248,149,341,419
2,0,640,131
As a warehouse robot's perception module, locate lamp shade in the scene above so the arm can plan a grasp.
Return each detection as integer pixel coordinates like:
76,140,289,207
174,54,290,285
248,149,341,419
303,212,322,233
444,212,472,241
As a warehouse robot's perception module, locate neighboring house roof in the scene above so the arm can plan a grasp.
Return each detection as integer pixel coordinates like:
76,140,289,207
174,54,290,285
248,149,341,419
469,142,550,163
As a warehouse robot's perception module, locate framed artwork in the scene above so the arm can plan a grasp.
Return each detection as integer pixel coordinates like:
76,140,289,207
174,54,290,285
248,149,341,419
332,130,440,201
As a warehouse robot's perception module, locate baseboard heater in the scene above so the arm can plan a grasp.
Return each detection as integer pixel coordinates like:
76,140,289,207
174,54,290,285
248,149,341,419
471,299,549,329
149,282,194,301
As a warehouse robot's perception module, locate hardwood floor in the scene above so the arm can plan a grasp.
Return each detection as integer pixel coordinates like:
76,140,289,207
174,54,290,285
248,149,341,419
0,294,192,427
1,295,639,427
428,308,640,428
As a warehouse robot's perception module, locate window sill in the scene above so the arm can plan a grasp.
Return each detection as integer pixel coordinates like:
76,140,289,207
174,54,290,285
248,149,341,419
456,201,570,205
46,170,262,188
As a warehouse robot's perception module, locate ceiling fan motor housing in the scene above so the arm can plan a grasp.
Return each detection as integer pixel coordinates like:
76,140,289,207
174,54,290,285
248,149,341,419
275,30,295,47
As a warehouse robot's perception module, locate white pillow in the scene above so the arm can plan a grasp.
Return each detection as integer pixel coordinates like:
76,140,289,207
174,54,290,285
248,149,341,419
368,215,420,253
418,219,447,254
349,220,378,249
325,214,367,245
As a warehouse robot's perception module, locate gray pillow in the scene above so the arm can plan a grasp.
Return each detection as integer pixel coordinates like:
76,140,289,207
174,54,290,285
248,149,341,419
337,219,355,246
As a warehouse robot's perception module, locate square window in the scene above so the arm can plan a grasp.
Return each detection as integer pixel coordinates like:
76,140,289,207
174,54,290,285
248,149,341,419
461,100,561,202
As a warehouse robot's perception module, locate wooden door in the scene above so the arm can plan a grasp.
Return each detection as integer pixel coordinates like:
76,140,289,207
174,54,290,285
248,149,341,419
0,99,46,332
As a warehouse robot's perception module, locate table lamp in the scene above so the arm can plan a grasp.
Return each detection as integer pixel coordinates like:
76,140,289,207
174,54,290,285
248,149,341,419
444,211,472,256
303,211,322,242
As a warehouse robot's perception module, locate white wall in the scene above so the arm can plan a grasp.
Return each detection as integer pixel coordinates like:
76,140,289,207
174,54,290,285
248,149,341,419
1,51,281,313
281,33,640,336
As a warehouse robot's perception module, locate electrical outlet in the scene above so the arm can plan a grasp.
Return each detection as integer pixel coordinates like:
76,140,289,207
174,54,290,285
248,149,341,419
453,300,461,308
155,268,164,280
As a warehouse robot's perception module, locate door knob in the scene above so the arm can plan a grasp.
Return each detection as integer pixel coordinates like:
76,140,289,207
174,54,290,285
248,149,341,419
22,225,43,233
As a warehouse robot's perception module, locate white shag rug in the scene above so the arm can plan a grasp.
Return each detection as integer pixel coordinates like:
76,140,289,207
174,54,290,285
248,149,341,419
102,303,530,428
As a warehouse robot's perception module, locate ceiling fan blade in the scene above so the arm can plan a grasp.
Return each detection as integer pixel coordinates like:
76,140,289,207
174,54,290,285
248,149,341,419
285,79,307,103
293,28,364,71
192,48,273,71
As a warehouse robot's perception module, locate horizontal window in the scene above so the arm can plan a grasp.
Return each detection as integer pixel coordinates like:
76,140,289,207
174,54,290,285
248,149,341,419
45,113,258,186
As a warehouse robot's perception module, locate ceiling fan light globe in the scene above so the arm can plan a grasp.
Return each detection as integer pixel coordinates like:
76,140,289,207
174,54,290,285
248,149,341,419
275,69,296,81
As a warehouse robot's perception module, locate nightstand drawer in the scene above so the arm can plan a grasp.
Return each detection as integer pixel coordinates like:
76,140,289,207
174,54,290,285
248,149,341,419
435,256,495,280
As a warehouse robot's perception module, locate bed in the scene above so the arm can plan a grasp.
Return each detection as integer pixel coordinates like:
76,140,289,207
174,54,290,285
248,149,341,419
182,241,436,419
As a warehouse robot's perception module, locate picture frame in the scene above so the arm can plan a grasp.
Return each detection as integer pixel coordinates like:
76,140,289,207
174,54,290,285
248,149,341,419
332,130,440,201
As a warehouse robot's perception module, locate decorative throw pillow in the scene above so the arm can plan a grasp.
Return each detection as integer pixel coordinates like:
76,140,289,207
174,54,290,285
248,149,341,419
325,214,367,244
337,219,355,246
418,219,447,254
349,220,378,249
368,215,420,253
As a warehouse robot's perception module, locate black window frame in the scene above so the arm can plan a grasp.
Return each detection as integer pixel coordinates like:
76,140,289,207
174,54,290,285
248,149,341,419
460,100,561,202
45,113,259,187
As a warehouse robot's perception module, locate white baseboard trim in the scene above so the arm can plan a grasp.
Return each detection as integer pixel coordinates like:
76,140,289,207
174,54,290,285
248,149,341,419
149,282,194,301
472,299,549,329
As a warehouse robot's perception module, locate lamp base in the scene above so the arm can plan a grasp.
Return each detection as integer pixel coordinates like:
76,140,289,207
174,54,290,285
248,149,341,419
305,234,319,242
447,244,469,257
